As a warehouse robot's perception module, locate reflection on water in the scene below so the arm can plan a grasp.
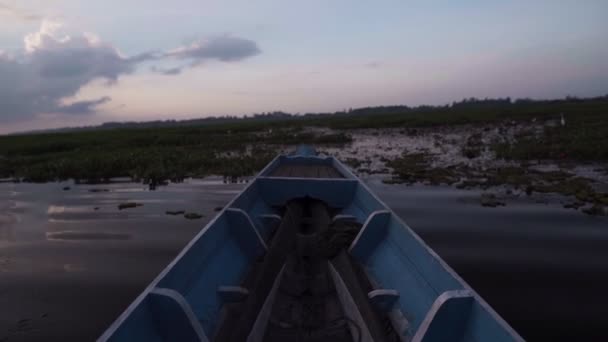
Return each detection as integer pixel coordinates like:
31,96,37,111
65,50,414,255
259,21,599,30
0,212,16,243
0,177,607,341
46,231,131,241
0,178,242,341
0,190,18,244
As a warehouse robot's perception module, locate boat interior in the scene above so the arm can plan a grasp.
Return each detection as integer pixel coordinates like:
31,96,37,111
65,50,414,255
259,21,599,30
99,147,521,342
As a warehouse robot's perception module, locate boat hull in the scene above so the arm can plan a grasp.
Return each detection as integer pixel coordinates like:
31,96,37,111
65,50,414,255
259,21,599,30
98,146,523,342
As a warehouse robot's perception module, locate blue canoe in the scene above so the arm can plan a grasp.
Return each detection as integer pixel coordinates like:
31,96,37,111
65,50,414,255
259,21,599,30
99,146,523,342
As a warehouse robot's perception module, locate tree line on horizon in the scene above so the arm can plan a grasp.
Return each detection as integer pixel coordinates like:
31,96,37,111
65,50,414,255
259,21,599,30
12,94,608,135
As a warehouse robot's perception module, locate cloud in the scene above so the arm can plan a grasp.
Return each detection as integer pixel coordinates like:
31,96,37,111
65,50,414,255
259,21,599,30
150,65,183,75
0,2,41,21
148,35,261,75
0,21,140,122
0,22,261,123
61,97,111,114
162,34,261,71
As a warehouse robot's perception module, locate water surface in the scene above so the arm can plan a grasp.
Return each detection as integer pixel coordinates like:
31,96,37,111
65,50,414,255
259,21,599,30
0,178,606,341
369,178,608,341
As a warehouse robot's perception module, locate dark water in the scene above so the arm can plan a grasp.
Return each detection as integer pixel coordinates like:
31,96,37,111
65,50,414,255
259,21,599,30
0,179,242,342
369,178,608,342
0,178,607,341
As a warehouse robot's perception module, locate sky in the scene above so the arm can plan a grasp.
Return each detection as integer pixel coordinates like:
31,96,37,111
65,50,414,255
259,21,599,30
0,0,607,133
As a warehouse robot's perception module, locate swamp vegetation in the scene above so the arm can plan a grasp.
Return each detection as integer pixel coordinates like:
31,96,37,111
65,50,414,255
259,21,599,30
1,95,607,214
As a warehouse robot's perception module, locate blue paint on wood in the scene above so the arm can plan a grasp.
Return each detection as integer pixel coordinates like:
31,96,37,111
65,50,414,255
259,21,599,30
149,288,208,342
257,214,282,241
98,146,524,342
331,214,357,224
256,177,358,208
349,210,391,262
341,184,386,222
102,295,165,342
228,181,280,241
225,208,267,257
152,212,258,336
414,291,473,342
261,154,333,177
368,289,400,312
295,145,317,156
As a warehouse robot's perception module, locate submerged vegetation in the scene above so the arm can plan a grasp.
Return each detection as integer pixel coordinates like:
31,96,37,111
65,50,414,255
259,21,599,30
118,202,143,210
386,152,607,215
184,212,204,220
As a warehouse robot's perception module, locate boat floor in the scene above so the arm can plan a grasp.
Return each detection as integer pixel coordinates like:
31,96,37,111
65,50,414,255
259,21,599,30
213,198,389,342
268,164,343,178
263,256,353,341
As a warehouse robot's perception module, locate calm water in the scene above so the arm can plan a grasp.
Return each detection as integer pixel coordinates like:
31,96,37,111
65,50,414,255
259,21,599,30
370,178,608,342
1,178,607,341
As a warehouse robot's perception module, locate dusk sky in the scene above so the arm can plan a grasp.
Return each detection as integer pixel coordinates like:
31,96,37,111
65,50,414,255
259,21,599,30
1,0,607,133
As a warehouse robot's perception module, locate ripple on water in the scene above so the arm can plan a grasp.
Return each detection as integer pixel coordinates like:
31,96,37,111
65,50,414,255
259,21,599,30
46,231,131,241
